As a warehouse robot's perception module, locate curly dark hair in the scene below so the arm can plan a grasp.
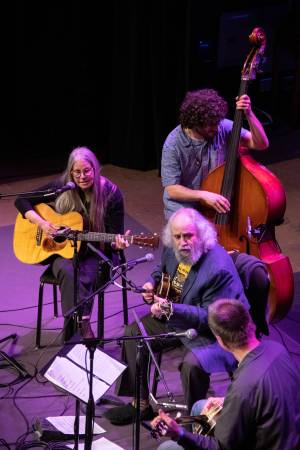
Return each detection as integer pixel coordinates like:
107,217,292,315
179,89,228,129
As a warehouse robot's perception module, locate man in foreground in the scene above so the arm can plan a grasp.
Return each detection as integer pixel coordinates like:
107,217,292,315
151,299,300,450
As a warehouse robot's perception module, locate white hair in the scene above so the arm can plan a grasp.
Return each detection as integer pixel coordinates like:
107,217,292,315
162,208,217,256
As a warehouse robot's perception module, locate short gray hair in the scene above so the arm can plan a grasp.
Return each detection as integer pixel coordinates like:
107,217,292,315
208,299,255,349
162,207,217,253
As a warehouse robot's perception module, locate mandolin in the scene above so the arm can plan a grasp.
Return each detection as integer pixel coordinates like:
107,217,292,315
150,402,223,439
13,203,159,264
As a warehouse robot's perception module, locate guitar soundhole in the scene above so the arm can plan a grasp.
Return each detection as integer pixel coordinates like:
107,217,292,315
53,235,65,243
53,226,68,243
43,237,67,252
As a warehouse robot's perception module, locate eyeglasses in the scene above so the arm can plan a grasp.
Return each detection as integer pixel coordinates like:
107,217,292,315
71,167,94,178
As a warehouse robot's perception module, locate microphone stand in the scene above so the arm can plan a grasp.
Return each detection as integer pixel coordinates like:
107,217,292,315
64,255,182,450
0,189,58,199
64,248,133,450
132,309,176,404
64,331,180,450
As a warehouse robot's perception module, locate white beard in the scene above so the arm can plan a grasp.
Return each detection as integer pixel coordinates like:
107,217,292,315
174,244,203,265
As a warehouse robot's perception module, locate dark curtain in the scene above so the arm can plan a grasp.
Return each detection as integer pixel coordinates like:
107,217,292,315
11,0,298,181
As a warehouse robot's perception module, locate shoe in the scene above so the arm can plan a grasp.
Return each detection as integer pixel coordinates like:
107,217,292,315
80,319,95,339
103,403,155,425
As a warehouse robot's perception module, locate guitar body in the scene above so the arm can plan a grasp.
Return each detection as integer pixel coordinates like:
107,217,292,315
156,273,171,298
13,203,83,264
14,203,160,265
201,155,294,322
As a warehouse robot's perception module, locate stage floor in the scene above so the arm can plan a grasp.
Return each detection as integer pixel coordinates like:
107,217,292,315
1,158,300,449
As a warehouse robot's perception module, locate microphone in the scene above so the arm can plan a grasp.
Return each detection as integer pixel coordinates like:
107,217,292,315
43,181,76,198
165,329,198,340
114,253,154,270
55,181,76,195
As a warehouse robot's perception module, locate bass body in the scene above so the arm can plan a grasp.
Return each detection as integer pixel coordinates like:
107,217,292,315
200,28,294,322
201,155,294,322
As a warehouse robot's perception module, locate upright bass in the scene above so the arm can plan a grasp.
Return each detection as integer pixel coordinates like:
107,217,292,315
201,27,294,322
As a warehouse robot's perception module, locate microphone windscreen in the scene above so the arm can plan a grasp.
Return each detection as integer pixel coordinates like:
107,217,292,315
66,181,76,189
186,329,198,340
145,253,155,262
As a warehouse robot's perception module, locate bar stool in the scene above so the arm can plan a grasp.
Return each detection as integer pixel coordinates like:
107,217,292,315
35,251,129,348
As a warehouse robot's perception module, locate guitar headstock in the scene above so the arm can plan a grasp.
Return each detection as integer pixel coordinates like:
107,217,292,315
242,27,266,81
132,233,160,249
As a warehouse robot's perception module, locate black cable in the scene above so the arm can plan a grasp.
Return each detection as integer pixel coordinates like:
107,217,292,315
0,302,55,313
13,377,35,446
0,300,146,330
90,301,146,324
4,393,68,400
270,323,300,357
0,360,28,388
0,438,11,450
283,315,300,324
0,385,14,399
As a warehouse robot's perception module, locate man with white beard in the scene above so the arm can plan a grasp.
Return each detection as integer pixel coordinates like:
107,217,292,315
104,208,249,426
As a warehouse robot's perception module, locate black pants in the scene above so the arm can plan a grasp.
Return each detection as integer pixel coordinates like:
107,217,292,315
115,313,210,412
51,254,101,339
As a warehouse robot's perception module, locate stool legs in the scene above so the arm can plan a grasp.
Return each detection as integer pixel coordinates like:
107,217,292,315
53,285,58,318
97,292,105,347
36,281,44,349
36,281,59,349
121,274,128,326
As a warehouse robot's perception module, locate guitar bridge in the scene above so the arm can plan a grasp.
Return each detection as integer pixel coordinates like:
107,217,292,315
36,227,42,246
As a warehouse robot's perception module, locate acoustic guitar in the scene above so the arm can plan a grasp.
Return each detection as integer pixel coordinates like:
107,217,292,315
13,203,160,264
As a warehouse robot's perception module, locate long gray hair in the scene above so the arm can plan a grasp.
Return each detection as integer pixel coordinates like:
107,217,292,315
162,208,217,254
55,146,106,231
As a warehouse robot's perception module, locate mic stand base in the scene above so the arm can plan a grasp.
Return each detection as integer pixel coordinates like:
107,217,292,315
149,393,188,411
0,334,29,378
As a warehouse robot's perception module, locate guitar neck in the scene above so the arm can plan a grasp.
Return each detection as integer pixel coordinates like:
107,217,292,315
77,232,131,244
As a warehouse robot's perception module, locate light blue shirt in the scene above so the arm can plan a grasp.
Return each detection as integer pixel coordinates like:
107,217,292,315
161,120,249,219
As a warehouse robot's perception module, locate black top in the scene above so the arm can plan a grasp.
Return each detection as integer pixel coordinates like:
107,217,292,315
15,176,125,259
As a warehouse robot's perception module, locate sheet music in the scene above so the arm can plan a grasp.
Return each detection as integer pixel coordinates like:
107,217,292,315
67,344,126,385
44,345,126,403
46,415,105,435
